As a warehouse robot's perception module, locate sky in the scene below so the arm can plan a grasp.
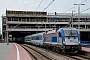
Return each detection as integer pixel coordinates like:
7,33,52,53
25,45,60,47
0,0,90,33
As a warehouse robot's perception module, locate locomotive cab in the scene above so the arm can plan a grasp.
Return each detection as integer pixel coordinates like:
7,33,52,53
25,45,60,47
57,28,81,53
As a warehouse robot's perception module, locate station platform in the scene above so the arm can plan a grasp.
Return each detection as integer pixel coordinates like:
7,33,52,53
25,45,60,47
0,43,32,60
82,47,90,53
0,43,89,60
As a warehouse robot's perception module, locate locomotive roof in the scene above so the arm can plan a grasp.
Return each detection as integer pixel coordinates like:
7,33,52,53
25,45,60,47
57,27,77,32
25,32,45,37
31,32,45,36
46,30,56,34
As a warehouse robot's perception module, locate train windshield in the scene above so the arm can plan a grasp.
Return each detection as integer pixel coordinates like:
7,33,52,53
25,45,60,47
64,30,78,37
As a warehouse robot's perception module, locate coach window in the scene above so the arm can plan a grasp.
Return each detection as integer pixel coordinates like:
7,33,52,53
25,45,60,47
28,37,30,39
30,37,31,39
39,36,42,40
31,37,33,40
36,36,39,40
34,36,36,40
32,37,34,40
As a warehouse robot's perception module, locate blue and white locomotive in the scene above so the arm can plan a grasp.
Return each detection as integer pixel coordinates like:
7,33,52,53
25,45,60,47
24,27,81,53
44,28,81,53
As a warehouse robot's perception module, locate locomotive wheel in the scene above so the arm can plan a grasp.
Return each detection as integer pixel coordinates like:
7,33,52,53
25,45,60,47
56,48,60,53
52,47,55,51
60,49,64,54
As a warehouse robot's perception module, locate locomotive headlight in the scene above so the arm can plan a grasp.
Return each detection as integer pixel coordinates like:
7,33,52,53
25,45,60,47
63,41,66,44
63,46,65,48
78,41,81,45
78,41,80,44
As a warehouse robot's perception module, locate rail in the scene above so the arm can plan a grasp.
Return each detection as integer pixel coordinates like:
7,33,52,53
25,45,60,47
22,44,55,60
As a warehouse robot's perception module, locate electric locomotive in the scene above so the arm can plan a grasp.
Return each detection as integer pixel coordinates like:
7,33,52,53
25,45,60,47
44,28,81,53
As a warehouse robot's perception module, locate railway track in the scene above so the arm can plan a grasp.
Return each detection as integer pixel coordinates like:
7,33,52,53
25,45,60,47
21,44,90,60
62,54,90,60
76,54,90,60
42,47,90,60
50,48,90,60
21,44,56,60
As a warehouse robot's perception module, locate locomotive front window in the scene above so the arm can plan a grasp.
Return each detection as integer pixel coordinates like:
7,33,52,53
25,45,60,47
64,30,77,37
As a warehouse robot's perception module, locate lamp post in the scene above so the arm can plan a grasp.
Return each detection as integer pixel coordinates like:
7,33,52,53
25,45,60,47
73,4,85,30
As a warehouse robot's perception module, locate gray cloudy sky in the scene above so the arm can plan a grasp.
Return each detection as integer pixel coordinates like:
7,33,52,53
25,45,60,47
0,0,90,32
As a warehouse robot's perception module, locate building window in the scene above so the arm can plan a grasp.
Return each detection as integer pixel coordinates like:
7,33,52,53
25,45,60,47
8,17,11,21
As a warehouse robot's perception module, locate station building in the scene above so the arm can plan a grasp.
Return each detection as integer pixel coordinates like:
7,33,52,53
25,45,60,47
2,10,90,43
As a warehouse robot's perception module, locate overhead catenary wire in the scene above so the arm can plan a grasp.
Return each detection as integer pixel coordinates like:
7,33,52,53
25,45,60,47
36,0,55,32
81,7,90,13
35,0,45,33
63,6,90,28
80,0,87,4
66,0,88,17
63,6,76,13
62,7,90,20
63,0,87,13
41,0,87,30
61,0,87,28
43,0,54,11
36,0,44,11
